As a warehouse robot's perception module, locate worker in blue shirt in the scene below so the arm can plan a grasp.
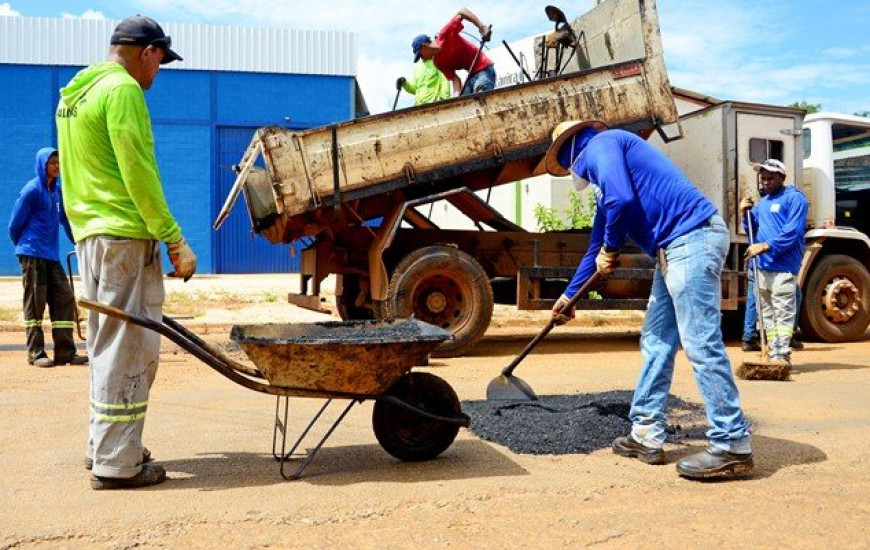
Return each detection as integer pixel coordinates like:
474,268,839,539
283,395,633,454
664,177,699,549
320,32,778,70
8,147,87,368
544,120,753,480
741,159,808,365
742,177,804,352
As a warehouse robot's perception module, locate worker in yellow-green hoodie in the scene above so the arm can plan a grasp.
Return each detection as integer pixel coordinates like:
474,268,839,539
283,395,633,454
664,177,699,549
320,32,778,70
396,57,452,105
55,15,195,491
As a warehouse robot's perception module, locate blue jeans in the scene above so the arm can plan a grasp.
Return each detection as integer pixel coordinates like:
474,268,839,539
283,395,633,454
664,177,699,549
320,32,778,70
743,267,801,342
630,215,752,453
461,65,496,95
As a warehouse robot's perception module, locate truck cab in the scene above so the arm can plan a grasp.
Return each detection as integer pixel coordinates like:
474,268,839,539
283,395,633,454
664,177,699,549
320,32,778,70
803,112,870,233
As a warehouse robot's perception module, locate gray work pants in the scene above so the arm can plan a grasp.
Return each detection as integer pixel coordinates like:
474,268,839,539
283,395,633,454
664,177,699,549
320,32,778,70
77,237,164,478
757,269,797,359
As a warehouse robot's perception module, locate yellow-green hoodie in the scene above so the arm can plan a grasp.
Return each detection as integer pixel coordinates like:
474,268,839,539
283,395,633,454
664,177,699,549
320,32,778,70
56,61,181,243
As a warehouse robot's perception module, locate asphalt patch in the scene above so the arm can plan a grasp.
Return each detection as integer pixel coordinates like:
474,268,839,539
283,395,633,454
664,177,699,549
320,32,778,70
462,390,706,455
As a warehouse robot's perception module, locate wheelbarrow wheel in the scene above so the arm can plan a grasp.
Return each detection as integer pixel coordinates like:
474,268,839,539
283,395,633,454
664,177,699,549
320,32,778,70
372,372,462,462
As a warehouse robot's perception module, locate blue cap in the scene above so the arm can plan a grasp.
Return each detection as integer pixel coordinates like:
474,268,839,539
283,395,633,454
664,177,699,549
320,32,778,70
412,34,431,62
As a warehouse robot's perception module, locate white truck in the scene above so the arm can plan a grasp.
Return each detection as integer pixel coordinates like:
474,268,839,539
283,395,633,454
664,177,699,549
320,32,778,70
649,94,870,342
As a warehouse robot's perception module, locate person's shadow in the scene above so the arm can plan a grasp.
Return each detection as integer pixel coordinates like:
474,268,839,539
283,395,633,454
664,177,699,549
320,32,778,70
668,434,827,480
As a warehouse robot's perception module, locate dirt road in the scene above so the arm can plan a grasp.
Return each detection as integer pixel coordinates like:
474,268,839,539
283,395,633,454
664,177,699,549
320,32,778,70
2,318,869,549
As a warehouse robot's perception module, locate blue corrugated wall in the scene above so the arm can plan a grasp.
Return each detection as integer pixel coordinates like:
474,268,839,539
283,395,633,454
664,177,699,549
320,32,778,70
0,63,354,275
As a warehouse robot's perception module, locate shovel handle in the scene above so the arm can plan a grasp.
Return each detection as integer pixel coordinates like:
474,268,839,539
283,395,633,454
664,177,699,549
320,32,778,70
501,271,602,376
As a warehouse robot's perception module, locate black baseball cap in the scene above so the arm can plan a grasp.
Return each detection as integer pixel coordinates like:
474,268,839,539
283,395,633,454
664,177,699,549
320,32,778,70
110,15,183,64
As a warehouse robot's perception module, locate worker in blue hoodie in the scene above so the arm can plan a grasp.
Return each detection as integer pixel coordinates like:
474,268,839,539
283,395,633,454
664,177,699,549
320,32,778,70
8,147,87,368
741,159,808,365
543,121,753,480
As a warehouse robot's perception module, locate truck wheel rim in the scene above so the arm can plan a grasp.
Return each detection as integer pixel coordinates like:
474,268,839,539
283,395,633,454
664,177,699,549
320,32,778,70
822,276,860,324
411,273,470,331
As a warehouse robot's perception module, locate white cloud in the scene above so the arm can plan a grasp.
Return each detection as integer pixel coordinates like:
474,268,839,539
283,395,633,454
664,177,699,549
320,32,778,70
658,0,870,113
104,0,870,115
131,0,594,113
823,47,857,58
61,9,106,20
0,2,20,16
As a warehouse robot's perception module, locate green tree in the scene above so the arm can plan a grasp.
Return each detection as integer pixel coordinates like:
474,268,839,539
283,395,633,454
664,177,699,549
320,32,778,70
789,100,822,114
854,110,870,118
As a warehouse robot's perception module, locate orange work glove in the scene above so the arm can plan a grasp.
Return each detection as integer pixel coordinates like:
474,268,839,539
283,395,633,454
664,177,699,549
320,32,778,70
166,237,197,282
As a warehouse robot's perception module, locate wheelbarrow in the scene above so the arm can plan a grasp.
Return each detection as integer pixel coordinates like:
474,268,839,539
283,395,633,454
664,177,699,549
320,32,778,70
77,298,470,480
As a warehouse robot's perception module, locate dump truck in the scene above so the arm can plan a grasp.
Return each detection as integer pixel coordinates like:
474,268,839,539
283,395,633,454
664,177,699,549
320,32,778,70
215,0,870,356
215,0,682,356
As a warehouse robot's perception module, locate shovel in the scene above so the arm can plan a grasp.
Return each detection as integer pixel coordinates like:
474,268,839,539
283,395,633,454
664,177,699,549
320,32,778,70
459,25,492,96
486,271,602,400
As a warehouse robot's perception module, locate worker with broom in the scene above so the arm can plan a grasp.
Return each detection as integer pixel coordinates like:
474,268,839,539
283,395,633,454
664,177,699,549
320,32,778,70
544,120,754,480
740,159,808,366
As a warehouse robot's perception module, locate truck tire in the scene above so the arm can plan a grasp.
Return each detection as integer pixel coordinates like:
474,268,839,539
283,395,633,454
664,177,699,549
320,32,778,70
801,254,870,342
336,274,374,321
387,246,493,358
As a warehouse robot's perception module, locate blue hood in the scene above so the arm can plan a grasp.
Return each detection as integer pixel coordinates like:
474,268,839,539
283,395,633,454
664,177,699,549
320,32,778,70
34,147,58,189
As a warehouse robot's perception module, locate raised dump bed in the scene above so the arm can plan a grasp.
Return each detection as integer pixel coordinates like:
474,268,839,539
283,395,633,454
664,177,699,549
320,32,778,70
215,0,680,244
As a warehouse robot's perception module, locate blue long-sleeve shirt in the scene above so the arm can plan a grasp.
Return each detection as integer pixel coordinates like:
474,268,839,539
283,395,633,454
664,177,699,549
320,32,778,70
564,130,716,298
8,147,74,261
743,185,808,274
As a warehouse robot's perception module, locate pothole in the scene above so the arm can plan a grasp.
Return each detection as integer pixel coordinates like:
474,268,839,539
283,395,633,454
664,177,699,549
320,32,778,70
462,390,706,455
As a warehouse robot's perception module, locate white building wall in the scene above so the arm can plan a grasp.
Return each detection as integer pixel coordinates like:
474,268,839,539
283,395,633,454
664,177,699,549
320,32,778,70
0,15,356,76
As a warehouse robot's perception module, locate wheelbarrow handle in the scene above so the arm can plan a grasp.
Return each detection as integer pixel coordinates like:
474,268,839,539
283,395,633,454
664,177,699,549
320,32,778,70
78,298,141,326
77,298,270,385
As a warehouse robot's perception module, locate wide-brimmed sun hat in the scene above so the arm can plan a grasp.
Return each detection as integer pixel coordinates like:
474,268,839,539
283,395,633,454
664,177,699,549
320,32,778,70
543,120,609,176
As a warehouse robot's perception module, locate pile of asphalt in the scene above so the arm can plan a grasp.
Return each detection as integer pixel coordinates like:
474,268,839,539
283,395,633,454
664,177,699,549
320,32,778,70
462,390,705,455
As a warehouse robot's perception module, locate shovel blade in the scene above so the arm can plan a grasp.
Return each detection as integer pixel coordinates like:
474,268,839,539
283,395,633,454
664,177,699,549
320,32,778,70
486,374,538,401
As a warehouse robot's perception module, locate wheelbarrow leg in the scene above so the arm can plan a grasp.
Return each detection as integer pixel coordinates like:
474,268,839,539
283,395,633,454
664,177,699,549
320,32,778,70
273,397,333,462
273,397,359,481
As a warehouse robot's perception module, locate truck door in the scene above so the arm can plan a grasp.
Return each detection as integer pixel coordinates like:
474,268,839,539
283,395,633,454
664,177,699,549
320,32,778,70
735,112,800,235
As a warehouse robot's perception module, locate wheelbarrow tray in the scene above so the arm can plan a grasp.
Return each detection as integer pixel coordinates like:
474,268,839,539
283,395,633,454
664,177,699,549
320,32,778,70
230,318,451,395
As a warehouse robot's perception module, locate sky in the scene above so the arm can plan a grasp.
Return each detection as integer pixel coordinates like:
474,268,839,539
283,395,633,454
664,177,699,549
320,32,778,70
4,0,870,115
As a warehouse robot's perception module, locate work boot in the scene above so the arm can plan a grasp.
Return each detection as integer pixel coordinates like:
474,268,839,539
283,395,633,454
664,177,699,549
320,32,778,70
85,447,151,471
612,435,666,465
90,463,167,490
676,447,754,479
769,354,791,367
789,335,805,350
56,354,89,366
31,356,54,368
741,339,761,352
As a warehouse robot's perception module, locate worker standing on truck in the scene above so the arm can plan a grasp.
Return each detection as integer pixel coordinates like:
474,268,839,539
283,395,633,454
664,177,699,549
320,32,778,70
8,147,88,368
397,57,452,105
411,8,496,96
741,159,809,366
544,120,754,480
55,15,196,490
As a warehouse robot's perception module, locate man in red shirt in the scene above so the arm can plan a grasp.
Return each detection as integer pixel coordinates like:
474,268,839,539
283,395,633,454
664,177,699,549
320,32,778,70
412,8,496,96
